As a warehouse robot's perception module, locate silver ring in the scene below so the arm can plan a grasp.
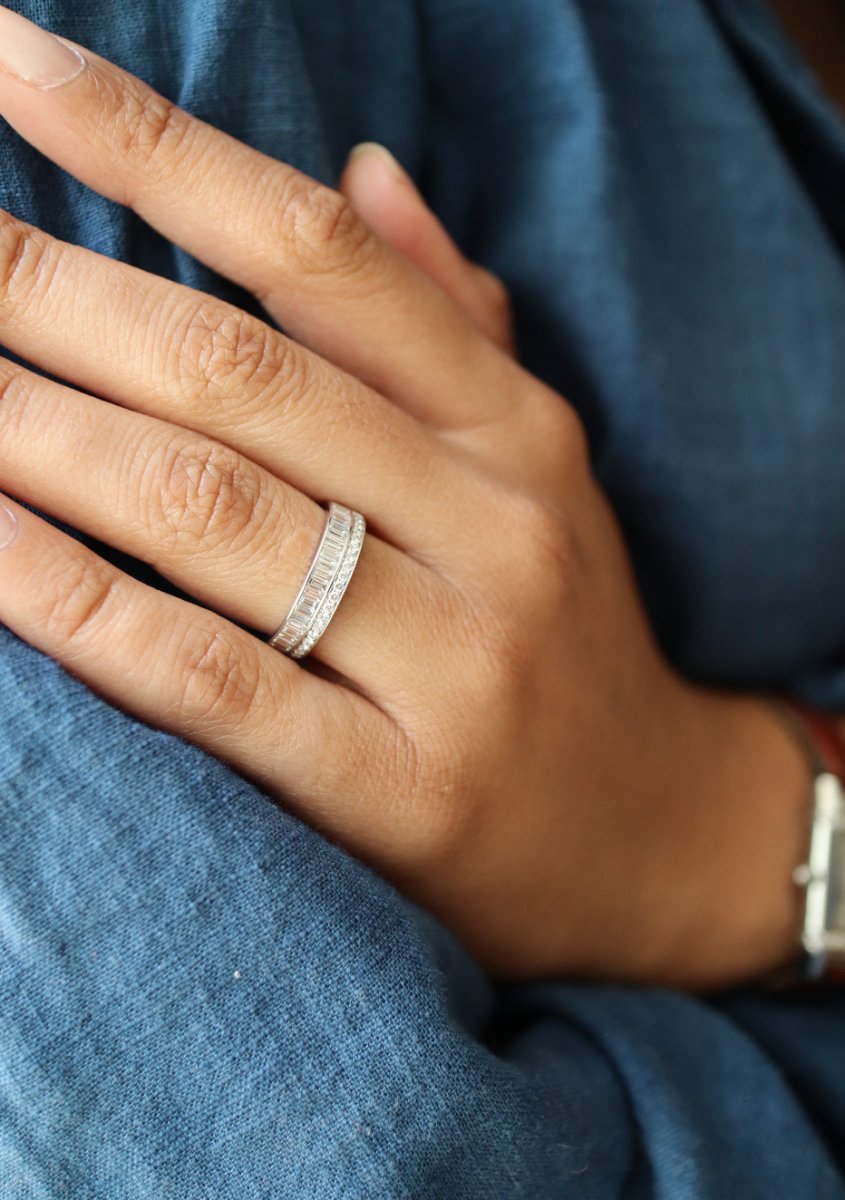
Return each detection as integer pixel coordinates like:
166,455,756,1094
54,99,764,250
268,502,366,660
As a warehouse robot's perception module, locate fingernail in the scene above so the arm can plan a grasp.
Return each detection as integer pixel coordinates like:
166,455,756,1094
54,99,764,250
0,500,18,551
347,142,408,183
0,6,85,90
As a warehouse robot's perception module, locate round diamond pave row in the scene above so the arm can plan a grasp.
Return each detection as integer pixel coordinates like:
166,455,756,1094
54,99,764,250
268,502,366,660
289,510,366,659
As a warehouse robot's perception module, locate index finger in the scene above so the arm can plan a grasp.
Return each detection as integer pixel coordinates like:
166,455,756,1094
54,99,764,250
0,6,519,432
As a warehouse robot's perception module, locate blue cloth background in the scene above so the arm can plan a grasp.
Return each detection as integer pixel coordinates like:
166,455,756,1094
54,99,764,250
2,0,845,1195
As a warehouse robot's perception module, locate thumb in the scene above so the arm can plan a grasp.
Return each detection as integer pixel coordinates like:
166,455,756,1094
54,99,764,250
339,142,515,355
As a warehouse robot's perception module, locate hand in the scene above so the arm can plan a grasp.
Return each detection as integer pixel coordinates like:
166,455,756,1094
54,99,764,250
0,9,812,988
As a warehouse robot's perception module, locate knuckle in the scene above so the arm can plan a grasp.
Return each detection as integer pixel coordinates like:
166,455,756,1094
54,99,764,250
0,363,41,444
0,217,57,304
0,363,17,407
111,78,192,174
471,266,514,351
388,668,491,866
308,700,365,797
513,492,580,585
476,266,512,318
390,731,470,866
540,393,591,475
417,782,472,865
151,436,267,550
278,179,375,277
179,304,287,403
41,555,121,646
468,610,532,724
176,624,260,727
474,492,581,657
0,360,33,410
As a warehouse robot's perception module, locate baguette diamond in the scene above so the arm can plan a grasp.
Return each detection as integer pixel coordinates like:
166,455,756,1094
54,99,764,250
268,502,366,660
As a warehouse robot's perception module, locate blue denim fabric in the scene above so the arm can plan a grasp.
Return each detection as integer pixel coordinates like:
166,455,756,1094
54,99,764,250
3,0,845,1195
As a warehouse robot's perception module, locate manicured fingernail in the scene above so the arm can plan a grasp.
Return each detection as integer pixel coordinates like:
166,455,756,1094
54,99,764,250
0,500,18,551
0,6,85,90
347,142,408,183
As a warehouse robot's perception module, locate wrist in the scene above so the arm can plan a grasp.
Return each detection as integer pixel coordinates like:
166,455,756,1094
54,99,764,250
648,685,810,989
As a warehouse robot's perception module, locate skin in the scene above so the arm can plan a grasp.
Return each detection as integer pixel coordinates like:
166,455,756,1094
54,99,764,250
768,0,845,119
0,8,832,990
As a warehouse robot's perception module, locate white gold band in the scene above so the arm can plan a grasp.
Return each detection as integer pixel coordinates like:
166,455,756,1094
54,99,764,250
268,502,366,660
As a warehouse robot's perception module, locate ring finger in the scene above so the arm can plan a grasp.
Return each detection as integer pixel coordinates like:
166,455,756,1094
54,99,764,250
0,361,459,707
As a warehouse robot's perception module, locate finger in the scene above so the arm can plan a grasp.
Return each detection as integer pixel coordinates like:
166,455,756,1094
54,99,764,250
0,361,461,707
0,7,522,433
0,492,401,838
339,143,516,355
0,209,503,571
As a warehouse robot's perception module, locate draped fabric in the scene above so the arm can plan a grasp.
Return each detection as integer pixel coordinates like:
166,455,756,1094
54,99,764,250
2,1,845,1194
